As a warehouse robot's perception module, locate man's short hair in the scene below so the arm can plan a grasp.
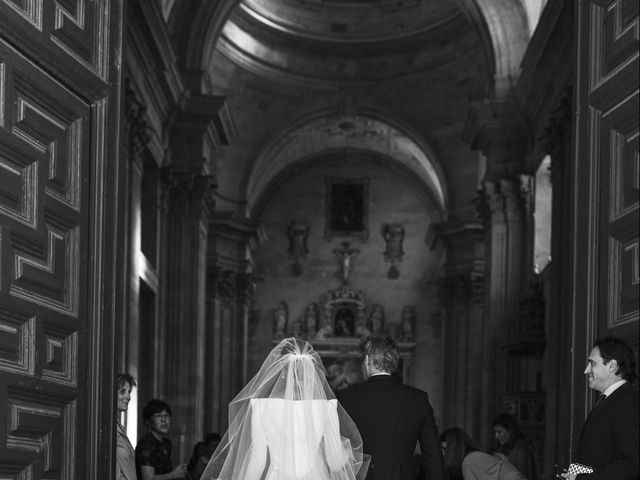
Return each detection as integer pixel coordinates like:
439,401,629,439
359,334,400,373
142,399,172,422
594,336,637,383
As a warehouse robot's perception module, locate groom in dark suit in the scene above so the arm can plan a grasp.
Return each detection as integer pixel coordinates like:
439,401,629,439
562,336,639,480
337,335,443,480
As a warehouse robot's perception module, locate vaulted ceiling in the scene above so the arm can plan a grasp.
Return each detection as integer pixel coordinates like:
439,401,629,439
166,0,543,220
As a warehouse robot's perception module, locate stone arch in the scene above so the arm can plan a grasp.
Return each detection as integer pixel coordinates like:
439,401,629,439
169,0,534,95
243,113,448,220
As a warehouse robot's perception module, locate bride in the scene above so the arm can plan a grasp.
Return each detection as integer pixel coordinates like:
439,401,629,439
201,337,369,480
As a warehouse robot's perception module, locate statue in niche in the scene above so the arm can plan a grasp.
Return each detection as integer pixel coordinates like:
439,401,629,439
334,307,354,337
333,241,360,285
382,223,405,279
273,301,288,340
304,302,319,339
400,305,416,342
287,221,309,277
368,304,385,335
315,308,334,340
354,309,370,338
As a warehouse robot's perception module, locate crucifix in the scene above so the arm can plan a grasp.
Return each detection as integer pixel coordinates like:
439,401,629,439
333,241,360,285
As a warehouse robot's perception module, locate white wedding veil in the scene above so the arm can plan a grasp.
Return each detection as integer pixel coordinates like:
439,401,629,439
201,337,370,480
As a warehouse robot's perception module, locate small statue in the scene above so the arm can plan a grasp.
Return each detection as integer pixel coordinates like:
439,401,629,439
273,301,288,340
400,305,415,342
354,309,370,338
288,221,310,277
368,304,385,334
304,302,319,338
382,223,405,263
382,223,405,279
315,309,334,340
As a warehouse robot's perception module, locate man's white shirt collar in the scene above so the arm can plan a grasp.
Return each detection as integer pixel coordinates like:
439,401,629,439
602,379,627,398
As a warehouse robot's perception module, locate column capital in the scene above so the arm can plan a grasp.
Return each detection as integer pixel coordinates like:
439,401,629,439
124,81,151,168
161,166,215,219
475,178,527,224
463,96,531,179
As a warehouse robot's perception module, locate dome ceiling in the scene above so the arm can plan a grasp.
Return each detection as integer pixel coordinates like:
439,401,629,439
219,0,482,84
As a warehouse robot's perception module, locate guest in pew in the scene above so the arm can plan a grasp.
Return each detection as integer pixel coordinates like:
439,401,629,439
440,427,525,480
136,398,188,480
492,413,536,480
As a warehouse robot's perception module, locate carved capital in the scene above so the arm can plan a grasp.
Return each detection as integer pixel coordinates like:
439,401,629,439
476,179,524,224
161,167,215,219
124,81,151,165
212,268,237,303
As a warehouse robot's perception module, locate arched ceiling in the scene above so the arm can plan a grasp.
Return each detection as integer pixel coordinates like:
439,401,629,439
247,115,446,217
167,0,542,221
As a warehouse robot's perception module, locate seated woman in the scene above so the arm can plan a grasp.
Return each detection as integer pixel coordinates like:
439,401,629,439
492,413,537,480
440,427,525,480
201,338,369,480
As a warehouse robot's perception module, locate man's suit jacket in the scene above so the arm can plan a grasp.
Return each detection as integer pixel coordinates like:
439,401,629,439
575,382,639,480
337,375,443,480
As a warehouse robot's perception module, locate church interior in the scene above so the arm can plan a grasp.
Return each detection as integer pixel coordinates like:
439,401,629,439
0,0,637,478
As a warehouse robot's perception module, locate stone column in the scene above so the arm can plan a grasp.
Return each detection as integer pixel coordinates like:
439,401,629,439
205,212,266,434
429,220,485,439
159,93,232,460
464,97,530,444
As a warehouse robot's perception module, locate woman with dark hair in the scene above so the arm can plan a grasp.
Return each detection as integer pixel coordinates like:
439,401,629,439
116,373,137,480
440,427,525,480
135,399,188,480
492,413,537,480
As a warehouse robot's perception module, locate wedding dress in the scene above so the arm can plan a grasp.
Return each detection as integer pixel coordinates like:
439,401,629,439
200,338,369,480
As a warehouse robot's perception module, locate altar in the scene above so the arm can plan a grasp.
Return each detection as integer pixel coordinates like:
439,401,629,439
272,242,417,391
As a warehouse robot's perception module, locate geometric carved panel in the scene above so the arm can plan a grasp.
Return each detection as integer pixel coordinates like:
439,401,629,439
0,306,36,375
2,385,76,479
10,223,80,316
602,0,639,77
0,42,87,318
42,319,78,387
609,236,640,326
0,0,109,79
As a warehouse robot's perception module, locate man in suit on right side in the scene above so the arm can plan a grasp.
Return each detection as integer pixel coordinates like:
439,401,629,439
562,336,639,480
337,334,443,480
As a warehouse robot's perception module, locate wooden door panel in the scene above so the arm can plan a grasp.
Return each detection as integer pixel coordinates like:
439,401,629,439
0,0,123,478
592,0,639,337
0,39,89,478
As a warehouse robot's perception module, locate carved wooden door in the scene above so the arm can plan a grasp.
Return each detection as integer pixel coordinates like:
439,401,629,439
0,1,124,478
573,0,639,436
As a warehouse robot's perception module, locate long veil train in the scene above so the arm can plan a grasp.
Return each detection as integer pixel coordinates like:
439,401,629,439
201,338,370,480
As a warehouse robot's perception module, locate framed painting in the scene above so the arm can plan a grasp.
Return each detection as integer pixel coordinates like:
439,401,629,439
325,177,369,239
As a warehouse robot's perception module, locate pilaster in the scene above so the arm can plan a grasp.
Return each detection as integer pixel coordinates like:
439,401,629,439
159,95,229,457
205,212,266,434
429,220,486,439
